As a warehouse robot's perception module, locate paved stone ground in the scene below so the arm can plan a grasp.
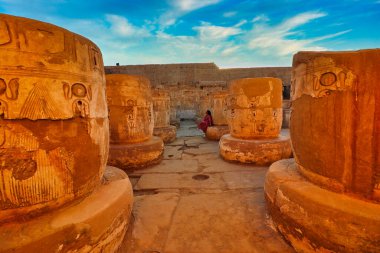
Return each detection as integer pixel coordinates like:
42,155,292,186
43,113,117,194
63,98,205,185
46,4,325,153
119,121,294,253
176,119,204,137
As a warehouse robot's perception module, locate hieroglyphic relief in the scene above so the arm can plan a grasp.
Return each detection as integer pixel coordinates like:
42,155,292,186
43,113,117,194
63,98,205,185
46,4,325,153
225,78,283,139
0,124,74,211
291,57,356,100
63,82,92,118
106,74,154,143
0,14,109,220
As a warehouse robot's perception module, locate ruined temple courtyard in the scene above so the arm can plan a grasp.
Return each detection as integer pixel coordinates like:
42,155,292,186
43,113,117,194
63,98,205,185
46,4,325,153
120,121,293,253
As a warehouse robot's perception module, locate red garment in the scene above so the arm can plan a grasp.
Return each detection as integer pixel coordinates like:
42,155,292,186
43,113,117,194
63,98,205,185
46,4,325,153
198,114,213,133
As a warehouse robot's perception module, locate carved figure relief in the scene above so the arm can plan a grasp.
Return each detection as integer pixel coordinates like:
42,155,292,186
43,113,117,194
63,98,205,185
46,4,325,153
291,57,356,100
20,83,61,120
226,78,282,139
0,124,74,210
0,14,108,220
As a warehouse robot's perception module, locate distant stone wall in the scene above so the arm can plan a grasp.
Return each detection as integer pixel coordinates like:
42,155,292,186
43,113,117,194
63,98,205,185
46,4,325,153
105,63,291,87
105,63,292,123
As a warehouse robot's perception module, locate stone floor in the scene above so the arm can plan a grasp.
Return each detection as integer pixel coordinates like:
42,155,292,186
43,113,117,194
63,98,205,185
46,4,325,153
119,120,294,253
176,119,204,137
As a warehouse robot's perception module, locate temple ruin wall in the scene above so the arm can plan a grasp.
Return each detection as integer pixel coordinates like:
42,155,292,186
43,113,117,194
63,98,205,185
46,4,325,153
105,63,291,120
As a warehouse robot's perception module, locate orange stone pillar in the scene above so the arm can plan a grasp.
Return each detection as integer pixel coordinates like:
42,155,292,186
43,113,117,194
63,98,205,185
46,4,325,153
205,91,230,140
0,14,133,252
219,78,291,164
152,89,177,143
265,50,380,253
106,74,164,170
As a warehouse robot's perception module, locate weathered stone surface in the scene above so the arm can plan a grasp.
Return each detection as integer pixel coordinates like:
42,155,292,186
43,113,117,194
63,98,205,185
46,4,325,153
183,142,220,156
108,136,164,171
135,173,225,190
265,159,380,253
0,14,109,222
197,93,212,119
152,89,171,127
219,134,292,165
152,89,177,143
219,77,291,164
164,191,294,253
106,74,153,144
119,135,293,253
164,145,183,159
225,77,283,139
153,125,177,143
106,74,164,170
210,91,228,126
131,159,198,174
122,193,180,253
291,50,380,200
223,169,268,190
206,125,230,141
0,166,134,253
282,99,291,128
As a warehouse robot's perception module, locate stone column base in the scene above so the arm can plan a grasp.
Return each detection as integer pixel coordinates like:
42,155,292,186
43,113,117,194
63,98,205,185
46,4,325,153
108,136,164,170
0,166,133,253
265,159,380,253
219,134,291,165
153,125,177,143
206,125,229,141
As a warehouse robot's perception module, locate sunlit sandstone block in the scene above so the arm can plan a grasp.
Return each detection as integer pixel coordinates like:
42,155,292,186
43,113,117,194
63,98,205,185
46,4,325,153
197,93,212,119
106,74,163,170
219,78,291,164
152,89,176,143
0,166,134,253
0,14,133,252
206,91,229,140
265,50,380,253
0,14,108,222
211,91,228,126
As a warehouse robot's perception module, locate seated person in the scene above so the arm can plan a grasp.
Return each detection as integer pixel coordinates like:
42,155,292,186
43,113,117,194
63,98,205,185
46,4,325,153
198,110,213,133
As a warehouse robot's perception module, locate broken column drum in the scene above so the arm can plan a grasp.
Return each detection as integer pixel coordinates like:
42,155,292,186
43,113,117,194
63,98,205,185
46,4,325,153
152,89,177,143
265,50,380,253
219,78,292,164
107,74,164,170
0,14,133,253
206,91,230,140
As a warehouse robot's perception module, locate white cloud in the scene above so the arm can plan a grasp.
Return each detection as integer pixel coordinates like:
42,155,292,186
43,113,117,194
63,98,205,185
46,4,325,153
223,11,237,18
252,14,269,23
106,14,150,37
169,0,221,11
221,46,240,56
159,0,222,29
234,20,247,27
193,22,242,41
246,11,349,56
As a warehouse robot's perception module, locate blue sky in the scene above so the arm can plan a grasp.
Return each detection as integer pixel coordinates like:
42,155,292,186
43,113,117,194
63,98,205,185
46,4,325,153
1,0,379,67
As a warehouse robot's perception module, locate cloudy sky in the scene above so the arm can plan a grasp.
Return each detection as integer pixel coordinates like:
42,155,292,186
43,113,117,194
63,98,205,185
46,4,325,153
1,0,379,67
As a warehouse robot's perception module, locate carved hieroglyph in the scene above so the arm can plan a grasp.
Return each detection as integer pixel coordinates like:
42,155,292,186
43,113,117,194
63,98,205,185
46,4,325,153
211,91,228,125
290,50,380,201
106,74,154,144
0,14,109,222
225,78,282,139
152,89,171,128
